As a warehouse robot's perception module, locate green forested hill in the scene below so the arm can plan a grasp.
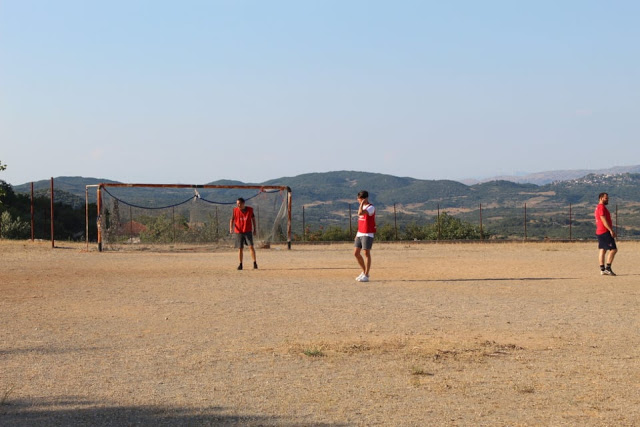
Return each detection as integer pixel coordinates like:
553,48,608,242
12,171,640,207
8,171,640,239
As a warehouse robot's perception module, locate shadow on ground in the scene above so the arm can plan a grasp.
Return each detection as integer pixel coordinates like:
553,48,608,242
388,277,577,283
1,398,344,426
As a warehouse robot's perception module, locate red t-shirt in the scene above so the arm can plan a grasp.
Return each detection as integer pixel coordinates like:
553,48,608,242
233,207,254,233
594,203,611,235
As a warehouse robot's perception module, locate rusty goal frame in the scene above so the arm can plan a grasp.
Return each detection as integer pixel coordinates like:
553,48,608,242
85,183,292,252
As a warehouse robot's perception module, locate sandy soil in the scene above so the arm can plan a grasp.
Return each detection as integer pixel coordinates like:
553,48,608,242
1,239,639,426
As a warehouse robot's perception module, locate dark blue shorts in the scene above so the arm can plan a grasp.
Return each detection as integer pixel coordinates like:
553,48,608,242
597,231,617,250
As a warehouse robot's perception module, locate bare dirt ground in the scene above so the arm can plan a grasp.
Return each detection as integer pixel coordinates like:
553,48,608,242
1,239,639,426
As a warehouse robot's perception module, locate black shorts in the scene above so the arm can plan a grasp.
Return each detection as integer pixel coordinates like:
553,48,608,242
597,231,617,250
234,232,254,248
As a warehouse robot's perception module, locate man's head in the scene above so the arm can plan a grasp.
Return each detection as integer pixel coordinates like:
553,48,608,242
237,198,246,209
599,193,609,205
357,190,369,201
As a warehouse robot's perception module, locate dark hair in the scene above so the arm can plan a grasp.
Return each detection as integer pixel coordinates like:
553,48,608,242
357,190,369,199
237,197,245,203
598,192,608,200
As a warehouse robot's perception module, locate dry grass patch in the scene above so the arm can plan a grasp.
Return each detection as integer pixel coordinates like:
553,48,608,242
281,337,524,364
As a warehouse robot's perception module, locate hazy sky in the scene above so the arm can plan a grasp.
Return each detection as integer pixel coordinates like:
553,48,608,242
1,0,638,186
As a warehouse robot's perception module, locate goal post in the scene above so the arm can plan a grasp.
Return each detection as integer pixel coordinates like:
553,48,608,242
85,183,292,252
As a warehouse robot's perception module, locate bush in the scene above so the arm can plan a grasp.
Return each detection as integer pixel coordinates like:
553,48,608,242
376,223,397,241
402,213,485,240
0,211,30,239
303,225,351,241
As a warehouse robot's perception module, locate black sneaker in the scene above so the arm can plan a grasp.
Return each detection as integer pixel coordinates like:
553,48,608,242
237,264,243,270
253,262,258,269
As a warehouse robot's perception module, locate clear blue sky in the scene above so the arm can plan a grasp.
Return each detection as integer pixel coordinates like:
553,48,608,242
1,0,638,186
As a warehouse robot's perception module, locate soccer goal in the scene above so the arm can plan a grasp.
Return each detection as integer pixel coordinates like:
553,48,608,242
85,183,292,252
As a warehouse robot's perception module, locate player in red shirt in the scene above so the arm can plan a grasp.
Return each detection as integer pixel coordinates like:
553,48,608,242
230,197,258,270
354,190,376,282
595,192,617,276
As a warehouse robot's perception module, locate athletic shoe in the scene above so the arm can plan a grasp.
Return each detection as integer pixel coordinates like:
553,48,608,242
355,272,365,281
253,262,258,269
605,268,616,276
237,264,243,270
356,275,369,282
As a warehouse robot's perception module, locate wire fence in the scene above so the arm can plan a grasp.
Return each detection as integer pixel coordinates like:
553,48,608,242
297,201,638,242
3,181,639,245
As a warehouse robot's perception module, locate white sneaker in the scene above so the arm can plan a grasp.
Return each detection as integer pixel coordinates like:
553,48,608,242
356,275,369,282
355,272,365,281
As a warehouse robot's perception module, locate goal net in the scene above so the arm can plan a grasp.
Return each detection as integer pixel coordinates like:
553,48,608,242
86,183,291,252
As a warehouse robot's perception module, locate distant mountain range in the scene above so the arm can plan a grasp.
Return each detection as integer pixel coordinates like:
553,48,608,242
461,165,640,185
11,168,640,210
9,165,640,190
7,168,640,239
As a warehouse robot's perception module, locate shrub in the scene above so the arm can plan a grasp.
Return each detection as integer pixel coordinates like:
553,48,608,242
0,211,30,239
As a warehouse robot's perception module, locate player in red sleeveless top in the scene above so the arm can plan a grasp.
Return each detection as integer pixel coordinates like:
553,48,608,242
229,197,258,270
354,190,376,282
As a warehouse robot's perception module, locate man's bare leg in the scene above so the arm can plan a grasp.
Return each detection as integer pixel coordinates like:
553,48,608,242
354,248,366,275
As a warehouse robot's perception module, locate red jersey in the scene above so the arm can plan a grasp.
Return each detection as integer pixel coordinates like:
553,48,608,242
357,204,376,234
594,203,611,235
233,207,254,233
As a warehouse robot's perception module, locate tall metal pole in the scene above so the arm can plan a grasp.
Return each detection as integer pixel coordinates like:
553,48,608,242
479,203,483,239
393,203,398,241
524,203,527,241
437,203,441,241
569,203,572,241
50,177,55,248
302,206,306,241
85,186,89,250
31,182,35,241
286,188,292,249
97,186,103,252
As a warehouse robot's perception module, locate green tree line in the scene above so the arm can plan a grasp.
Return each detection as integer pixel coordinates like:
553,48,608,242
298,213,486,242
0,181,97,241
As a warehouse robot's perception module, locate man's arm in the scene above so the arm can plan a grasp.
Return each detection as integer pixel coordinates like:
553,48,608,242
358,200,371,216
600,215,616,238
229,211,235,234
251,212,257,235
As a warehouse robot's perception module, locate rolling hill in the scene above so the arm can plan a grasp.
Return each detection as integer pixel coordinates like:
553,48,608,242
7,170,640,239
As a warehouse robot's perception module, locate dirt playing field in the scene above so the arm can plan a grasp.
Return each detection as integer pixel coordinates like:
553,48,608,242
1,239,639,426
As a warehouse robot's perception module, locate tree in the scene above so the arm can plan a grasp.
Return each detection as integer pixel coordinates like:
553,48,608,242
425,212,486,240
402,213,486,240
0,161,6,199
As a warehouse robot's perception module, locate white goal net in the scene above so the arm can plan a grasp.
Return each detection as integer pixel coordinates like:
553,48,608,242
86,183,291,252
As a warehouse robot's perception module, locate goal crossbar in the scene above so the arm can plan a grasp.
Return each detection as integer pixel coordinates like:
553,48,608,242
85,183,292,252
